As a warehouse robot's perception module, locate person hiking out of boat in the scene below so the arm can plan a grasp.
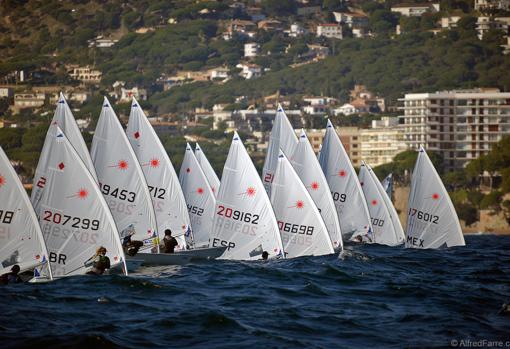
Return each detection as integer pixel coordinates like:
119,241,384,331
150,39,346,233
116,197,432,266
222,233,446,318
161,229,178,253
85,246,111,275
261,251,269,260
0,265,22,285
122,232,144,256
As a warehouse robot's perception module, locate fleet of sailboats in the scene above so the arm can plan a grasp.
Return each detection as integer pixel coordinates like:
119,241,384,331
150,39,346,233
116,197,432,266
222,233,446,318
0,96,467,281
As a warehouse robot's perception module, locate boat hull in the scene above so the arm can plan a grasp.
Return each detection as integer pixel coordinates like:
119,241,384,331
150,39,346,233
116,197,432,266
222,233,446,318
126,246,227,267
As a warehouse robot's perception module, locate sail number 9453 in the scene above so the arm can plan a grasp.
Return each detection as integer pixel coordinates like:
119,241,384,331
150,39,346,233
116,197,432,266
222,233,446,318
100,183,136,202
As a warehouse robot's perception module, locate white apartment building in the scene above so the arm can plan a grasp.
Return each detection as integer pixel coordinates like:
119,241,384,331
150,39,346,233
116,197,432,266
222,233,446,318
244,43,260,57
476,16,510,40
399,89,510,170
475,0,510,11
316,24,343,39
391,3,440,17
360,117,407,167
69,66,102,84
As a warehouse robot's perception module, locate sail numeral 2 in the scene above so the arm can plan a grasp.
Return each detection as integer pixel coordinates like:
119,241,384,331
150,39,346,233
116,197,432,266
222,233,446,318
217,205,259,224
187,204,204,216
43,210,99,230
409,208,439,224
0,210,14,224
148,186,166,199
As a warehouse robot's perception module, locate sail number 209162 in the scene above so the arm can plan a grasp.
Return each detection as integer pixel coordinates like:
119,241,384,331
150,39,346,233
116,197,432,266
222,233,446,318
216,205,259,224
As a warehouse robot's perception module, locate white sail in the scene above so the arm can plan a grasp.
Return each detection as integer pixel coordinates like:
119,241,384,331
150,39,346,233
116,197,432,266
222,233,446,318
91,97,159,252
211,132,284,260
357,162,404,246
31,93,97,213
195,143,221,197
271,151,334,258
262,103,298,195
318,119,372,240
382,173,393,199
37,126,126,277
0,147,52,277
291,130,343,250
179,143,216,247
126,98,191,249
405,147,465,249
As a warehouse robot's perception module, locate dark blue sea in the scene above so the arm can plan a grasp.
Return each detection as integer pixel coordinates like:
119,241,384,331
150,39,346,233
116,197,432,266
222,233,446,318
1,235,509,349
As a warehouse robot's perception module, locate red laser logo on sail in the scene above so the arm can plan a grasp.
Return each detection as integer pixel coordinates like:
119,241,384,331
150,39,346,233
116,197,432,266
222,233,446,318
134,131,140,139
371,199,378,206
0,175,5,187
310,182,319,190
109,160,128,170
239,187,256,197
432,193,440,200
58,162,65,170
197,187,204,195
143,158,160,168
338,170,346,177
186,168,191,173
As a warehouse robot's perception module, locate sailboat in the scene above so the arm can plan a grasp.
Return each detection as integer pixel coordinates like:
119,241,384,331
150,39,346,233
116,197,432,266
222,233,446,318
211,132,284,260
318,119,373,241
381,173,393,199
405,147,465,249
291,130,343,250
262,103,298,195
271,151,334,257
357,162,405,246
179,143,216,248
90,97,159,254
0,147,53,280
195,143,220,197
33,125,126,278
125,98,191,250
31,92,97,213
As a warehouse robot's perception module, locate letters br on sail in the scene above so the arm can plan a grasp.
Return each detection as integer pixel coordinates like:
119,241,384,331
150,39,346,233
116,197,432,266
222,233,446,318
36,125,126,277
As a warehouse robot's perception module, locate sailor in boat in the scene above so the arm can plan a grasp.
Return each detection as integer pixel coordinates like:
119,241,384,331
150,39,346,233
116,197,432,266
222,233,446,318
122,232,144,257
161,229,178,253
85,246,111,275
0,265,22,285
261,251,269,260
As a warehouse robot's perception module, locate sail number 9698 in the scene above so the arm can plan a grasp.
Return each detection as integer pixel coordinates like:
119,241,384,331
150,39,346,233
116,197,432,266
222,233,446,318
217,205,259,224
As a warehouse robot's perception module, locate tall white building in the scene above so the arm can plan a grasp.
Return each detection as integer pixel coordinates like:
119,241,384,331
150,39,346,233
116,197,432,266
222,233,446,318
360,117,407,167
399,89,510,170
244,43,260,57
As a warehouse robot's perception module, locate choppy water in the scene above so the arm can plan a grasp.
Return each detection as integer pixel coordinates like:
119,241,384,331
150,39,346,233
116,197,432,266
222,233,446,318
1,235,509,349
